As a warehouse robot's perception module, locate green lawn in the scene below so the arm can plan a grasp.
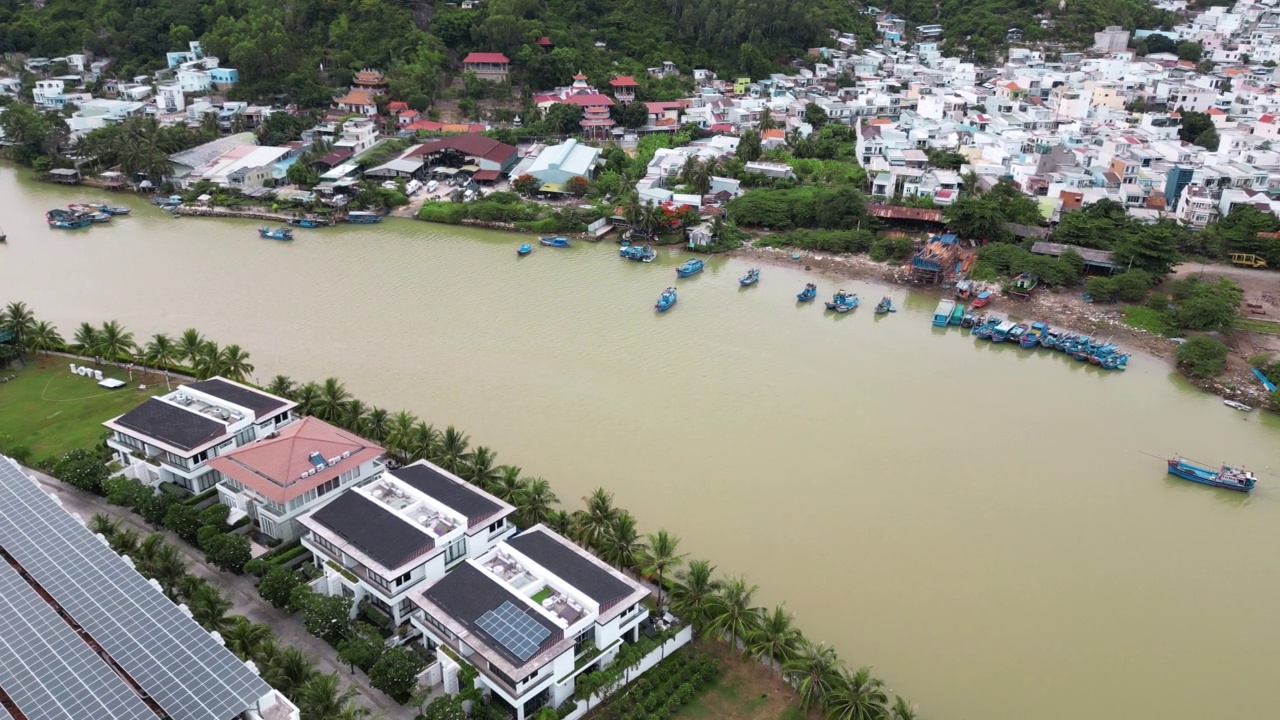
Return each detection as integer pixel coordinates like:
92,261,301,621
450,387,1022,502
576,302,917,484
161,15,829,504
532,586,554,604
0,360,161,462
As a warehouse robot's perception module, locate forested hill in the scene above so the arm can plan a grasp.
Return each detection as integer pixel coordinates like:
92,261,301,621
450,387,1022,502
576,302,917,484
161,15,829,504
876,0,1172,57
0,0,873,105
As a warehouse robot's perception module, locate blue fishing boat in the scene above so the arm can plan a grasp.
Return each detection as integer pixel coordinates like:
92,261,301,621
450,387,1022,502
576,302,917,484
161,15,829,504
933,299,955,327
1020,321,1049,348
540,236,571,248
258,227,293,241
825,290,859,313
974,316,1002,339
46,209,92,229
287,217,325,228
739,268,761,286
1008,322,1029,342
1039,330,1062,349
676,258,705,277
949,302,966,326
1101,353,1129,370
1166,456,1256,492
797,283,818,302
619,245,657,262
875,296,896,314
990,321,1017,343
655,287,677,312
345,211,382,224
151,195,183,208
1056,333,1078,352
1089,343,1119,365
517,243,533,256
92,203,131,215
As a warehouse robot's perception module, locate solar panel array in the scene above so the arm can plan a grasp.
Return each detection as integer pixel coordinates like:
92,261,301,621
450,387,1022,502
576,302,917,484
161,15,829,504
0,561,158,720
0,460,272,720
476,601,551,662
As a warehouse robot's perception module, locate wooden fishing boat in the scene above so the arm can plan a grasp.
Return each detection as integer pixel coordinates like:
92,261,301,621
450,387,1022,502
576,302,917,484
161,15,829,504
1020,321,1049,348
797,283,817,303
620,244,657,262
258,227,294,241
970,290,993,309
676,258,705,277
960,311,976,328
286,217,325,228
1224,399,1252,412
517,243,533,256
933,299,955,327
1166,456,1256,492
655,287,677,312
875,296,895,314
1101,353,1129,371
540,236,571,248
974,316,1002,339
990,321,1017,343
825,291,859,313
949,302,966,326
345,211,383,224
739,268,761,286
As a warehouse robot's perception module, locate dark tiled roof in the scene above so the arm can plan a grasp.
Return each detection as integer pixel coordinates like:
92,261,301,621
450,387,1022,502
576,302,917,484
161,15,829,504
423,563,561,666
115,399,226,452
394,464,500,526
507,530,632,605
186,378,289,420
311,493,433,570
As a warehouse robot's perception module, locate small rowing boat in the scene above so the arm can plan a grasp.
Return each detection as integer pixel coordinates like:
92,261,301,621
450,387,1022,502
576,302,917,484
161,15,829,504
739,267,760,286
517,243,533,256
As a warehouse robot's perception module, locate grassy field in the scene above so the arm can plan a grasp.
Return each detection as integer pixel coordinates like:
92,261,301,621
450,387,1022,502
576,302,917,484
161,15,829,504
0,359,161,461
674,641,807,720
1235,317,1280,336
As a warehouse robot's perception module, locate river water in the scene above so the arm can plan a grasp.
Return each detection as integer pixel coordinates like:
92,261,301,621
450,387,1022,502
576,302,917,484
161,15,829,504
3,168,1279,720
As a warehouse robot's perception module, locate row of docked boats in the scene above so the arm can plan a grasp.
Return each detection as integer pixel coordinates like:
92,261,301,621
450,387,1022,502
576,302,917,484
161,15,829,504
968,314,1130,369
46,202,131,229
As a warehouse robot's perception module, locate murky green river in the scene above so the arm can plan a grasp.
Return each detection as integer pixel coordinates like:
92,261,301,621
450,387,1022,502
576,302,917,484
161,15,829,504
2,167,1278,719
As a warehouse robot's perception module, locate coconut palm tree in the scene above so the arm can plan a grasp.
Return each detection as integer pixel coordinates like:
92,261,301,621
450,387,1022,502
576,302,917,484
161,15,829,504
193,341,223,379
177,328,206,366
823,666,889,720
268,647,319,701
544,509,573,535
109,526,141,556
147,543,189,600
598,512,645,569
188,583,234,634
409,421,440,462
489,465,526,504
27,320,63,358
296,672,356,717
218,344,254,382
434,425,472,474
679,155,700,185
334,702,373,720
1,301,36,354
343,398,368,434
690,158,713,196
383,411,420,463
638,529,685,609
363,407,390,442
669,559,721,632
515,477,558,528
748,605,802,673
224,617,274,661
266,375,296,399
72,322,101,362
464,446,501,489
572,488,619,550
88,512,119,537
313,377,351,422
293,382,322,417
142,333,179,390
706,575,763,652
889,697,918,720
784,641,844,713
95,320,135,366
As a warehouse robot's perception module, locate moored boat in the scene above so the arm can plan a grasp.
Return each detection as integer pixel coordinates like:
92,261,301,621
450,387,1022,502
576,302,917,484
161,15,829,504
540,235,571,248
960,311,976,328
258,227,294,241
933,299,955,327
1039,330,1062,349
1020,321,1049,348
739,267,761,286
971,290,993,309
344,211,383,224
1101,353,1129,371
87,211,112,223
620,244,657,262
990,321,1017,343
974,316,1002,339
286,217,325,228
46,209,92,229
98,203,132,215
825,290,859,313
1007,323,1029,343
676,258,705,277
874,295,895,314
1224,399,1252,412
949,302,966,326
1166,456,1256,492
517,243,533,256
655,287,677,312
797,283,818,302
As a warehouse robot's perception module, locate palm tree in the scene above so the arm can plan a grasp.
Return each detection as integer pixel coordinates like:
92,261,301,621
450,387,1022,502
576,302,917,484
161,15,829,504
334,702,373,720
382,411,419,463
314,377,351,422
296,673,357,718
705,575,763,652
109,526,141,556
193,341,223,379
96,320,135,366
748,605,802,673
218,344,254,382
638,530,685,609
515,477,559,528
464,446,501,489
268,647,319,701
490,465,526,504
599,512,645,569
363,407,390,442
342,398,368,434
690,158,713,196
177,328,206,366
434,425,472,473
150,543,189,600
72,322,100,361
823,666,889,720
293,381,322,417
669,559,721,632
679,155,699,185
88,512,119,537
142,333,179,390
784,641,844,713
1,301,37,354
572,488,619,550
224,617,273,661
27,320,63,358
545,509,573,535
409,421,440,462
889,697,919,720
188,583,234,634
266,375,296,399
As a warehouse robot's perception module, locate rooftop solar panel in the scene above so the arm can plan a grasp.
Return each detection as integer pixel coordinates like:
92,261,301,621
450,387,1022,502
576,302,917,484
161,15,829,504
0,561,158,720
476,601,551,662
0,460,271,720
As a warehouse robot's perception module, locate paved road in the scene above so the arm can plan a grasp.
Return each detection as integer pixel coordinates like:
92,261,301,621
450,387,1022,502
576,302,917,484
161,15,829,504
25,466,418,720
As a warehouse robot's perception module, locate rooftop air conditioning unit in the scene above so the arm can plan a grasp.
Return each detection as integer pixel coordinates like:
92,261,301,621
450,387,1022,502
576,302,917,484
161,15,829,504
341,451,350,459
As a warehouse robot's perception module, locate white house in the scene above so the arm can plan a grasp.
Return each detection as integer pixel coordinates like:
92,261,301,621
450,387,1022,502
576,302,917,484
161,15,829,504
177,68,213,93
333,117,380,155
298,460,517,626
33,79,65,108
103,377,297,493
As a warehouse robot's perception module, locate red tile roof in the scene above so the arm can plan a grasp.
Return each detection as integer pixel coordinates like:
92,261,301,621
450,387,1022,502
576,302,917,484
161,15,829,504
560,93,614,107
334,88,377,106
206,417,383,505
709,123,737,134
537,36,554,46
1260,113,1275,123
462,52,510,64
472,169,501,182
762,129,785,140
409,132,517,164
610,75,639,87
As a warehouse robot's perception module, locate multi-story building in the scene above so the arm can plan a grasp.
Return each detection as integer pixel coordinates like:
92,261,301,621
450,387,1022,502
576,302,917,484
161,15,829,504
410,525,655,720
298,460,517,625
207,416,385,540
104,377,297,493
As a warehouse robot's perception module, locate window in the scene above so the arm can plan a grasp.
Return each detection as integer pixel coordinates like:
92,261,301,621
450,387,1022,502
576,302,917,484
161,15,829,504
488,518,505,535
574,628,595,656
443,537,467,565
315,476,341,498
